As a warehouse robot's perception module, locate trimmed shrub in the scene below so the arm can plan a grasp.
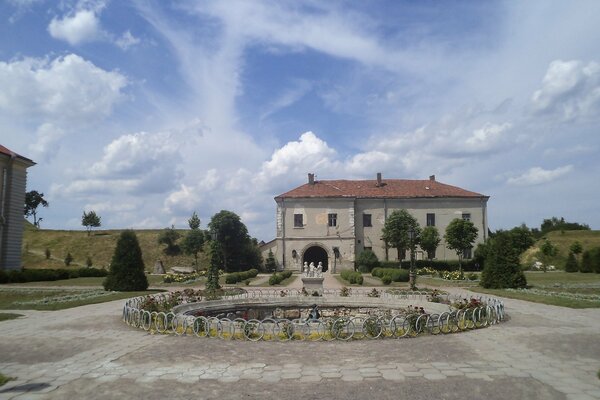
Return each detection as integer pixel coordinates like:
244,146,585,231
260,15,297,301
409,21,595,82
103,230,148,291
0,267,107,284
564,252,579,273
480,231,527,289
340,270,363,285
372,268,409,283
225,269,259,284
268,270,293,285
356,250,379,272
381,275,392,285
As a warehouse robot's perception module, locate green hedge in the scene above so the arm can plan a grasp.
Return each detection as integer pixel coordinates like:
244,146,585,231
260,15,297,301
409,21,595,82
0,267,108,284
225,269,259,284
268,270,293,285
371,268,409,283
340,270,363,285
376,259,481,271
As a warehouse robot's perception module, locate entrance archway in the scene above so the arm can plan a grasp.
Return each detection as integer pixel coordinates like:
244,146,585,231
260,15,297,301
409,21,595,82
302,246,329,272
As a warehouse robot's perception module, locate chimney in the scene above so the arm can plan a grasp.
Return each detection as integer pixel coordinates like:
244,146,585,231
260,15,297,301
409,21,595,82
376,172,382,186
429,175,436,181
308,173,315,185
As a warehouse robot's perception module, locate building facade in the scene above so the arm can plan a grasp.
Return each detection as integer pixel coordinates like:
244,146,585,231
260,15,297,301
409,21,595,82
0,145,35,270
265,173,489,272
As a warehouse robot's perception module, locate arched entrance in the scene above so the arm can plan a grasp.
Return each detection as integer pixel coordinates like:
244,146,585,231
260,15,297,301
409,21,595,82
302,246,329,272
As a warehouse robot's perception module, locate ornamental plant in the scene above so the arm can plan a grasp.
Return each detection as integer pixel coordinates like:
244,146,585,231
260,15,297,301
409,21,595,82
103,230,148,291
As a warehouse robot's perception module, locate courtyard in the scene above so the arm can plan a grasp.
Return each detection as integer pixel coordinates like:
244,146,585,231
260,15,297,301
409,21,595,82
1,277,599,400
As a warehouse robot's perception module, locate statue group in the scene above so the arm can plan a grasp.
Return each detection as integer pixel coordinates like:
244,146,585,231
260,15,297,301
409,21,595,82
303,261,323,278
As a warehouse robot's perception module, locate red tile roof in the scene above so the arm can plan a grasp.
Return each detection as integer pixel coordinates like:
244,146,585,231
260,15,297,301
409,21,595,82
276,178,487,200
0,144,34,164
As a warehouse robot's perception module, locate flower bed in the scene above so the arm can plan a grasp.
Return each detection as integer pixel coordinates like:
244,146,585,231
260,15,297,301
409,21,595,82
163,271,206,283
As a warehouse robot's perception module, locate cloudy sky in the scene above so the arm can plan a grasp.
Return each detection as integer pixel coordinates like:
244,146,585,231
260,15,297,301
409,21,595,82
1,0,599,240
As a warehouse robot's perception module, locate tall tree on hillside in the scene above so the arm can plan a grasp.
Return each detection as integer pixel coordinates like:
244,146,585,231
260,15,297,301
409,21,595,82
182,211,205,269
24,190,48,228
158,225,181,255
445,218,478,277
381,209,421,262
81,210,101,236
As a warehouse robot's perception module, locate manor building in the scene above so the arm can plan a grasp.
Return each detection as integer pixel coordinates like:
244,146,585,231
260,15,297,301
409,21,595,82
262,173,489,272
0,145,35,270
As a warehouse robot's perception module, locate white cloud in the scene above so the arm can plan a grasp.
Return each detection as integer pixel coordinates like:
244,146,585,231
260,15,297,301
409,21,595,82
0,54,127,122
116,30,141,50
260,80,312,121
507,165,573,186
28,123,66,161
464,123,512,153
48,9,101,45
531,60,600,121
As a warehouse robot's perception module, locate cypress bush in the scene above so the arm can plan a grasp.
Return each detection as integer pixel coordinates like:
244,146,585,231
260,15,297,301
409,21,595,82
480,232,527,289
103,230,148,291
564,252,579,273
356,250,379,273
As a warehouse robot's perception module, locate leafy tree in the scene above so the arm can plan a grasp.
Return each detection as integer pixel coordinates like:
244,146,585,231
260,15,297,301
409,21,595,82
265,250,277,273
208,210,251,272
24,190,49,228
103,230,148,291
507,224,536,254
356,249,379,272
570,241,583,258
381,209,421,261
539,217,590,236
445,218,478,277
564,252,579,273
188,211,201,230
64,252,73,266
182,229,205,269
580,250,593,273
480,231,527,289
81,210,101,236
158,225,181,255
420,226,441,260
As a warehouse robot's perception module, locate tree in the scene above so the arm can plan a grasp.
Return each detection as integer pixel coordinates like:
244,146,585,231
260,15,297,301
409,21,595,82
356,249,379,272
539,217,590,236
480,231,527,289
579,250,593,273
182,229,205,269
420,226,441,261
507,224,535,254
64,252,73,266
81,211,101,236
265,250,277,273
158,225,181,255
103,230,148,291
24,190,49,228
570,241,583,258
444,218,478,277
188,211,201,230
206,240,222,291
208,210,251,272
381,209,421,262
564,252,579,273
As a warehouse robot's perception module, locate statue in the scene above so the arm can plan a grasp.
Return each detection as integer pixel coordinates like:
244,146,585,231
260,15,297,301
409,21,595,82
309,262,315,277
316,262,323,277
303,262,309,276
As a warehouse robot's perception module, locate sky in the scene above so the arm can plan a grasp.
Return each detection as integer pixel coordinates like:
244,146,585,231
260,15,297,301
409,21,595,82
1,0,599,240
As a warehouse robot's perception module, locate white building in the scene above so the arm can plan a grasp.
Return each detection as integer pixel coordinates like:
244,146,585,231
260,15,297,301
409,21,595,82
262,173,489,272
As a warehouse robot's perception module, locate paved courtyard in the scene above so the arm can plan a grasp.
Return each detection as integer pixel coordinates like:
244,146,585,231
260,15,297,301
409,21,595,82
1,286,599,400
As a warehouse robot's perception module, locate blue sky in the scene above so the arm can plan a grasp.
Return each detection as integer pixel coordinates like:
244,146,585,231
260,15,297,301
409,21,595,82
1,0,599,240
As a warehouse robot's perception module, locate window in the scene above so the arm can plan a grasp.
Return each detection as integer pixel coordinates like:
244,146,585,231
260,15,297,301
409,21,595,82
363,246,372,253
463,248,472,259
294,214,303,227
426,213,435,226
462,213,471,221
328,213,337,227
363,213,372,227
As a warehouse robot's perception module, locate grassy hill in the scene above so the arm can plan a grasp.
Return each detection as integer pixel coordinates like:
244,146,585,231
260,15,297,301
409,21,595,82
21,222,209,272
521,230,600,269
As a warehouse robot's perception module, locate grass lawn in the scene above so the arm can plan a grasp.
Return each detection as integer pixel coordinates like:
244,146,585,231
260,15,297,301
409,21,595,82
0,288,162,311
470,271,600,308
2,274,168,288
0,313,23,322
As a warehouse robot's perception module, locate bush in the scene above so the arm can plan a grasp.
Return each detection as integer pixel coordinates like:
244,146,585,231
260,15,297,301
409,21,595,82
564,252,579,273
580,250,593,273
64,252,73,266
268,270,293,285
467,272,478,281
0,267,107,283
356,250,379,272
103,230,148,291
381,275,392,285
226,269,259,284
372,268,409,282
340,270,363,285
45,248,51,259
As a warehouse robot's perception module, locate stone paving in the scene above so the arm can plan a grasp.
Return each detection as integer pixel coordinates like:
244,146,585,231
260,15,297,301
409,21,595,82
0,286,599,399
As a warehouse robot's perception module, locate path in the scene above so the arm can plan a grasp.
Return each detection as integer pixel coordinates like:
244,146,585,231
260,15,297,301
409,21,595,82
0,286,599,399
